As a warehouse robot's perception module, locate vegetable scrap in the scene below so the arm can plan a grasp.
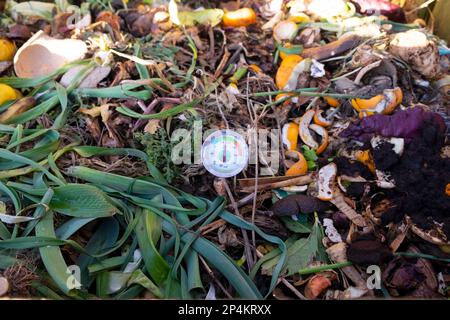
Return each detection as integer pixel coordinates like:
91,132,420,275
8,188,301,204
0,0,448,300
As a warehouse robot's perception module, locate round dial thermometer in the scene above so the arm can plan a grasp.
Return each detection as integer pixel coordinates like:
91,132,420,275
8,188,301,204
201,130,249,178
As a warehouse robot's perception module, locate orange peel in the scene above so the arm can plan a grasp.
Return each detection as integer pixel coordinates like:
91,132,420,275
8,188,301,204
275,93,293,106
351,87,403,118
285,150,308,176
446,183,450,196
299,109,318,149
309,124,329,155
282,122,299,151
279,43,293,60
222,8,257,28
275,54,303,89
351,95,383,113
355,150,375,173
313,109,333,127
324,97,340,108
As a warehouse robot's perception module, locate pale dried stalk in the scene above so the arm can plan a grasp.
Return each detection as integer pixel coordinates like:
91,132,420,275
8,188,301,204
240,173,314,193
330,190,366,227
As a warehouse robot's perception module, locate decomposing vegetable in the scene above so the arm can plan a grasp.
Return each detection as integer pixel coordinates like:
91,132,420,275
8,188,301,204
305,272,336,300
0,38,16,61
14,30,87,78
383,258,426,292
303,0,356,20
389,30,441,79
341,107,447,143
60,66,111,89
222,8,257,28
7,1,56,23
410,222,450,246
272,194,330,216
273,20,298,42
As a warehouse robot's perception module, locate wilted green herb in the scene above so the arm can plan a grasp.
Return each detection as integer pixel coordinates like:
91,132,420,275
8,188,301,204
135,129,179,183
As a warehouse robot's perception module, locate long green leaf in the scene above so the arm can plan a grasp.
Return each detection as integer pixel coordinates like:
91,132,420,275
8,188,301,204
135,206,170,286
50,184,118,218
34,189,78,296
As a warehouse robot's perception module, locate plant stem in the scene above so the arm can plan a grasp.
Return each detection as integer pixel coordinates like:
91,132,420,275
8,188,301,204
297,261,353,275
253,89,361,99
394,252,450,263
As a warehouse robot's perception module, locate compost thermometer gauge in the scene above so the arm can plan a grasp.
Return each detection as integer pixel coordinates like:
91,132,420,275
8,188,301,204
201,130,249,178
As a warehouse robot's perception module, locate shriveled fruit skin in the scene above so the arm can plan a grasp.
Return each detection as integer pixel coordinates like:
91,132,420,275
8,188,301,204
347,239,392,266
272,194,331,216
305,274,333,300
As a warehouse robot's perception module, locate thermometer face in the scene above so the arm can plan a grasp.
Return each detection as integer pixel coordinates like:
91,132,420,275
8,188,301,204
201,130,249,178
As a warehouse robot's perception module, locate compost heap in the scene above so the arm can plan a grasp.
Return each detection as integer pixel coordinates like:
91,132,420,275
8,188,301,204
0,0,448,300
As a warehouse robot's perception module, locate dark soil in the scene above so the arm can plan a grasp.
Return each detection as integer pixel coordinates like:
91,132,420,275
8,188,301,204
335,156,373,180
373,119,450,236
